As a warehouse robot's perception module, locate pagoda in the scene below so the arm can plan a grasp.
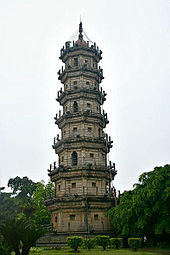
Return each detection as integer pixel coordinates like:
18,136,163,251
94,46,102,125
45,22,117,237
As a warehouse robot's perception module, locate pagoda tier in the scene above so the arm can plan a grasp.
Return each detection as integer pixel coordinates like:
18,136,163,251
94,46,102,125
56,88,107,106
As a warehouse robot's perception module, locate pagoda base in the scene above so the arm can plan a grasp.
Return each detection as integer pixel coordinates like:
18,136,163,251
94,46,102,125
36,231,114,247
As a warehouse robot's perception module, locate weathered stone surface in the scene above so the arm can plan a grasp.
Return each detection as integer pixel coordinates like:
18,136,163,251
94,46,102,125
45,23,115,238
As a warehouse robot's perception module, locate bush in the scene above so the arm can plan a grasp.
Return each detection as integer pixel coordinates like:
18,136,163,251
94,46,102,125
110,238,123,249
0,237,10,255
83,238,95,250
128,238,141,251
67,236,83,252
95,235,110,250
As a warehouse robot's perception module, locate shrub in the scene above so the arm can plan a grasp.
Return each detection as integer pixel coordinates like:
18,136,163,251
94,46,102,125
110,238,123,249
95,235,110,250
83,238,95,250
0,236,10,255
67,236,83,252
128,238,141,251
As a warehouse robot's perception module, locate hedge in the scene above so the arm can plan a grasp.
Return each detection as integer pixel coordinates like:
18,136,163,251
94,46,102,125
83,238,95,250
110,238,123,249
128,238,141,251
67,236,83,252
95,236,110,250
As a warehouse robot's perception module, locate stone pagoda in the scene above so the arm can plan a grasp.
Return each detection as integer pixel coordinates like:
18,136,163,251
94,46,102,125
46,22,117,237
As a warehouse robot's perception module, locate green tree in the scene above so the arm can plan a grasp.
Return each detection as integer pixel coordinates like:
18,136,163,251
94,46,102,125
0,192,17,222
1,177,54,227
19,220,45,255
8,176,38,198
108,165,170,242
32,181,54,225
0,220,21,255
0,219,45,255
0,234,11,255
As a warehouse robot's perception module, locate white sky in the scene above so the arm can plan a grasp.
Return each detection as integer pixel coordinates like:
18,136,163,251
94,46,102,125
0,0,169,192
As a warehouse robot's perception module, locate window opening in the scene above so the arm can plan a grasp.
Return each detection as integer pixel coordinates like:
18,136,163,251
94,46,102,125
88,127,92,132
94,214,98,220
92,182,96,187
73,127,77,132
90,153,94,158
74,58,78,67
70,214,75,220
72,183,76,188
72,151,78,165
73,101,78,112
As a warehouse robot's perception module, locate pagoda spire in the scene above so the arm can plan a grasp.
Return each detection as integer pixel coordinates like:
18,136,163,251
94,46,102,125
78,21,83,40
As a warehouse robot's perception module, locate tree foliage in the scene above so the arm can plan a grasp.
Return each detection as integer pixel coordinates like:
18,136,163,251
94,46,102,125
67,236,83,252
83,238,95,250
31,181,54,225
110,238,123,249
95,236,110,250
108,165,170,241
0,219,45,255
0,192,17,222
0,220,21,255
128,238,141,251
1,177,54,227
0,234,11,255
8,176,38,198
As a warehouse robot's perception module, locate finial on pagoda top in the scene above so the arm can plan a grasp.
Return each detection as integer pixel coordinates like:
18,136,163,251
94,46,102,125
78,21,83,40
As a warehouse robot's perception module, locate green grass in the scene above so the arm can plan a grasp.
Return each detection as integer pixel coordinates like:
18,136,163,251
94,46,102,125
25,247,170,255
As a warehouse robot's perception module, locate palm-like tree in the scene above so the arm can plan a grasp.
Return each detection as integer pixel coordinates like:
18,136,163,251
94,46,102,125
19,220,45,255
0,220,21,255
0,219,45,255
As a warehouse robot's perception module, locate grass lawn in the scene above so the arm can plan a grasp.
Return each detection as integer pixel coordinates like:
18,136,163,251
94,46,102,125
23,247,170,255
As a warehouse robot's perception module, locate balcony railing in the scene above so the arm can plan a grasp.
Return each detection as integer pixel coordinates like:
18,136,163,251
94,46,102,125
108,161,117,180
47,161,59,173
54,109,109,126
53,134,113,151
56,86,107,103
57,65,104,81
59,40,102,61
47,158,116,175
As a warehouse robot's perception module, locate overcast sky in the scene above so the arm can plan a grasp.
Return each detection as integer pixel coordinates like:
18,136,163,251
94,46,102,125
0,0,169,192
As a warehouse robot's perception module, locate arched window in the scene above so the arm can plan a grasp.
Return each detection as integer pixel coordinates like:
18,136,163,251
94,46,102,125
72,151,78,165
73,101,78,112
